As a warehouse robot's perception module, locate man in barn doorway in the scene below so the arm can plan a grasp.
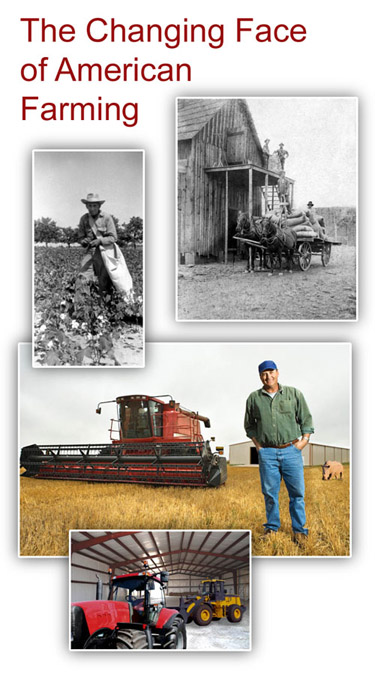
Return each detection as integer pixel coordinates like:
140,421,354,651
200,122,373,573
244,360,314,545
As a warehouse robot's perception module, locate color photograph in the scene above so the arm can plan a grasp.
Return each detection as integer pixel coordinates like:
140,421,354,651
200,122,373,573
19,342,350,558
70,529,251,651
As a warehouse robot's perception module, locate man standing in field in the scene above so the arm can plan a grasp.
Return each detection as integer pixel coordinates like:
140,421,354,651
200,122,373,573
244,360,314,544
76,192,118,297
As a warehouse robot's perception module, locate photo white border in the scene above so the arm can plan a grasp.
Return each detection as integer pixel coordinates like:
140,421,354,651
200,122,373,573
31,148,146,368
68,528,252,653
175,96,359,323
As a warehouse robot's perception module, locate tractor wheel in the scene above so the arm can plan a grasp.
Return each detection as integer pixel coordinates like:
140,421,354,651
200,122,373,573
115,629,149,649
161,616,187,649
227,605,243,623
194,604,213,626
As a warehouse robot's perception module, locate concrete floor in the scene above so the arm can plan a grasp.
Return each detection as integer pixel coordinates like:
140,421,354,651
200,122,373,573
166,601,250,651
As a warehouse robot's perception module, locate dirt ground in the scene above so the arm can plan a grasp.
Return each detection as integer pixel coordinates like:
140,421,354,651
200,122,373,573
178,245,356,321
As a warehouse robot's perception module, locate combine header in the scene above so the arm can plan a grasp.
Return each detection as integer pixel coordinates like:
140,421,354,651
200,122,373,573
20,394,227,487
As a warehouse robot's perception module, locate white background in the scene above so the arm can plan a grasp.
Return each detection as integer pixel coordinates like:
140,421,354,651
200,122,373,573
4,1,373,671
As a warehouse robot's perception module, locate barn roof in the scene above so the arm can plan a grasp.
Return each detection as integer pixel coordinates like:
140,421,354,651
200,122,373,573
177,98,262,152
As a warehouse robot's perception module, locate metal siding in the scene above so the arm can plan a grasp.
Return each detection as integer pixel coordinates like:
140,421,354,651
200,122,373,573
230,445,251,465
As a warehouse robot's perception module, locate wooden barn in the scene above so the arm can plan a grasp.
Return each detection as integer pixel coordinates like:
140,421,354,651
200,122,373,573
178,98,294,264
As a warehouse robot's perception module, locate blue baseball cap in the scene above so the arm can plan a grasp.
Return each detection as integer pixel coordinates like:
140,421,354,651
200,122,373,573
258,360,278,373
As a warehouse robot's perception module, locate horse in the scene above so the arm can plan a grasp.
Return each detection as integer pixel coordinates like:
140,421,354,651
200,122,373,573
262,219,297,273
235,211,266,273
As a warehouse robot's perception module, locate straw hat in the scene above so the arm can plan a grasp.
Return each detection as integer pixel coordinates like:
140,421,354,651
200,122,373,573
81,192,105,205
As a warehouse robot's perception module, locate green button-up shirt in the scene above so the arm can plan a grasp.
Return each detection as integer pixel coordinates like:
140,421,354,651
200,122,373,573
244,384,314,446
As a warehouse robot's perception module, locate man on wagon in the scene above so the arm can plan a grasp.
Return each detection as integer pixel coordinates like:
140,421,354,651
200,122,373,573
244,360,314,545
306,201,328,240
76,192,118,297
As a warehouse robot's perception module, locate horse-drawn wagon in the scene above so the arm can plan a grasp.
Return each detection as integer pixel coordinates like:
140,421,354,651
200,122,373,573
234,211,341,273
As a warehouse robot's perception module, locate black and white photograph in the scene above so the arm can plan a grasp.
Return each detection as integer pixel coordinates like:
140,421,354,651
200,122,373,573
177,97,357,321
70,529,251,651
33,150,144,367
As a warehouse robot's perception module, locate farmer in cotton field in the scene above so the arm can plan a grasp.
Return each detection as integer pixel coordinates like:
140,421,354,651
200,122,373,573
244,360,314,545
75,192,133,303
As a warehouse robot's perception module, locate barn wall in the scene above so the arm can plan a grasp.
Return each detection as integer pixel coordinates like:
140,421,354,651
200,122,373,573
165,567,250,603
178,99,263,260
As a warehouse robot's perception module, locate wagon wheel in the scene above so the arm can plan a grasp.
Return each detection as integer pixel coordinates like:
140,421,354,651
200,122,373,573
298,242,312,271
321,242,331,266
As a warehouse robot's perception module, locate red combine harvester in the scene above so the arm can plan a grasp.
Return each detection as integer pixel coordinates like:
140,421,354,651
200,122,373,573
71,565,186,649
20,394,227,487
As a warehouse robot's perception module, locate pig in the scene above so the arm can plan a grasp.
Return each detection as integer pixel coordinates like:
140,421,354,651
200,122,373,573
322,461,344,480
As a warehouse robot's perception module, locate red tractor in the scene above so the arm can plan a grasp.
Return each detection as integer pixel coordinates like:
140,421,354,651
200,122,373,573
21,394,227,487
71,567,186,649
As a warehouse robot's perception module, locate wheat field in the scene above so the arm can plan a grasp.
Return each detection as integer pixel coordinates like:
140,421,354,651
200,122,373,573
19,466,350,557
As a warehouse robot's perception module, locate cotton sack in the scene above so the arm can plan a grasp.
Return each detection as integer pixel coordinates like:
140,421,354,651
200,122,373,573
100,243,133,296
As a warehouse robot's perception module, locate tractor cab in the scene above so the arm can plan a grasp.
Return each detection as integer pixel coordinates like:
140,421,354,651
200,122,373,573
199,579,226,602
109,571,169,626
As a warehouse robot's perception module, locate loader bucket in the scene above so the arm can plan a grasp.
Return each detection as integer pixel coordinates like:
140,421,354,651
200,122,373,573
20,443,227,487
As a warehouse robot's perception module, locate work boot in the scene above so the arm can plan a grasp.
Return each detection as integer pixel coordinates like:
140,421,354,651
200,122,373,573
260,528,277,540
292,532,308,547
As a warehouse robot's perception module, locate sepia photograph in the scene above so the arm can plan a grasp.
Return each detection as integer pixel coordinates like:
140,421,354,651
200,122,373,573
70,529,251,651
33,150,144,367
177,97,357,321
19,342,350,559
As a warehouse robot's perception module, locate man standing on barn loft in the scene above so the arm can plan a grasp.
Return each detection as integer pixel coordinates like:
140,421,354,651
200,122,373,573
244,361,314,544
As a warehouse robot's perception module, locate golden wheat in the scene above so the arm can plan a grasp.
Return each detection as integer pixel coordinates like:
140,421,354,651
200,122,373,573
19,466,350,557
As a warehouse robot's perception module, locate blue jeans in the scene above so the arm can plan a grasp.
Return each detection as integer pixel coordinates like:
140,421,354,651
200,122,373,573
258,444,308,535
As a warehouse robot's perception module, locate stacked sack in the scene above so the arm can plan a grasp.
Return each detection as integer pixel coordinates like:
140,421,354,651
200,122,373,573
283,211,315,239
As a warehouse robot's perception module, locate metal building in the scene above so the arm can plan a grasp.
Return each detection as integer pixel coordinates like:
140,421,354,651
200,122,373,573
229,440,350,467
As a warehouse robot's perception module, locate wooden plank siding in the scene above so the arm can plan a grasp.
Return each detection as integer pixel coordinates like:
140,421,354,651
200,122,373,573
178,98,273,262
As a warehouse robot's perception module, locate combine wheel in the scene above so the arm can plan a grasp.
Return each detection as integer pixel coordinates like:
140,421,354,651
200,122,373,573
298,242,312,271
227,605,243,623
115,629,149,649
194,604,213,626
321,242,331,266
161,616,187,649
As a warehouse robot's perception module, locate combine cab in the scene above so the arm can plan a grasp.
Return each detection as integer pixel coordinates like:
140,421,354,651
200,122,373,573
20,394,227,487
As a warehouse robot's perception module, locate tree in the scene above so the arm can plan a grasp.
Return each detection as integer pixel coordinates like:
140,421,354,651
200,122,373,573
126,217,143,247
34,217,59,246
61,226,79,248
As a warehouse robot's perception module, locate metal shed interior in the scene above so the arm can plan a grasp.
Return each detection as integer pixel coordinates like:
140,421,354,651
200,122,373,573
71,530,251,650
71,530,250,602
